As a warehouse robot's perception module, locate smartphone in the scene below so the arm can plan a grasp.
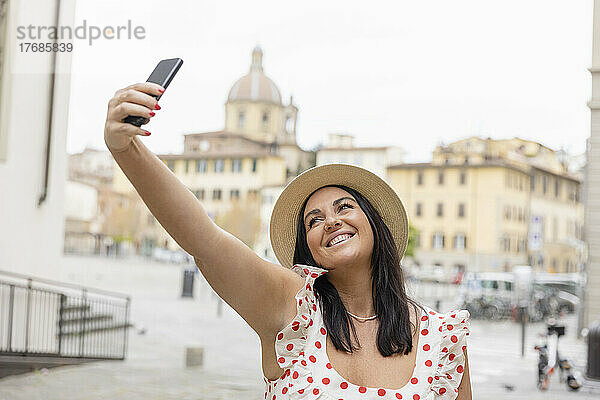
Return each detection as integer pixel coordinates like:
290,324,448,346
123,58,184,127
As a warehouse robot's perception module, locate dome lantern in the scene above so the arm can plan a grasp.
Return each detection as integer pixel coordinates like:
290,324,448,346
227,45,282,105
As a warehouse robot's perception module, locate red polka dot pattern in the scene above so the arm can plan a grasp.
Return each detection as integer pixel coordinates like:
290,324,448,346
265,265,471,400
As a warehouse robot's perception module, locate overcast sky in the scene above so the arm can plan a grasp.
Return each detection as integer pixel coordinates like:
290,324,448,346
68,0,593,163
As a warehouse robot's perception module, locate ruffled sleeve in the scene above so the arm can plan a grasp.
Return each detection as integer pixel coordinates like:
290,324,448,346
429,309,471,399
271,264,328,399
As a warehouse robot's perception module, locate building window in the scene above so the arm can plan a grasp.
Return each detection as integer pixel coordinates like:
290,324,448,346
262,111,269,128
517,237,526,253
542,175,548,194
416,203,422,217
167,160,175,172
285,116,294,133
197,159,207,173
252,158,257,173
500,235,511,252
458,203,465,218
530,174,536,192
214,159,224,173
232,159,242,173
247,189,259,201
185,160,190,173
432,232,445,249
554,179,560,198
453,233,466,250
504,206,511,220
212,189,222,201
414,232,421,248
459,171,466,185
437,203,443,217
518,207,523,222
417,171,423,185
238,111,245,128
438,171,444,185
518,175,524,191
230,189,240,200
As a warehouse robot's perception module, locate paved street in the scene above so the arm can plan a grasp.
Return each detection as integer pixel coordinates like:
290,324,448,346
0,255,598,399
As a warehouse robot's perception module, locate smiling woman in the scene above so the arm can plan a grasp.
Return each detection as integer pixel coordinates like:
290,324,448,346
266,163,472,399
104,96,471,399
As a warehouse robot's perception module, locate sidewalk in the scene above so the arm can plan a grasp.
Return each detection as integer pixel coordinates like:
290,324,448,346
0,255,598,399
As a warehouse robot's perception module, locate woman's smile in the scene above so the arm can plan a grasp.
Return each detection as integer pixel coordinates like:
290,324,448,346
327,233,355,248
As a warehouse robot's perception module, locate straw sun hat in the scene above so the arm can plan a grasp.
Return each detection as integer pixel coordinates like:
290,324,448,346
269,163,409,269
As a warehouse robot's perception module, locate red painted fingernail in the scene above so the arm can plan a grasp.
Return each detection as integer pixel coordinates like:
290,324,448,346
158,88,165,93
149,111,155,117
154,103,161,110
145,131,151,136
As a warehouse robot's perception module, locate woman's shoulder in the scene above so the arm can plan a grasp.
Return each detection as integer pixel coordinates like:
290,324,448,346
417,305,471,339
291,263,329,279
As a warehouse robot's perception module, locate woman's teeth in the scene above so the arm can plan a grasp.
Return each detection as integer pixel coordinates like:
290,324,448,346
329,234,352,247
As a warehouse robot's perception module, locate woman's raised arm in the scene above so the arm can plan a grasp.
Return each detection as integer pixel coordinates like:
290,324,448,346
104,82,304,338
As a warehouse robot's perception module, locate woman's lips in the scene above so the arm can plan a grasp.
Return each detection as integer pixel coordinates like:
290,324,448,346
327,233,355,248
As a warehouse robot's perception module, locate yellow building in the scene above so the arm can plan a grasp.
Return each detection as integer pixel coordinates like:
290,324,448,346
388,137,583,274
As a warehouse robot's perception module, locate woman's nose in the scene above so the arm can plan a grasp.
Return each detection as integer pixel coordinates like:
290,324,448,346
324,218,342,231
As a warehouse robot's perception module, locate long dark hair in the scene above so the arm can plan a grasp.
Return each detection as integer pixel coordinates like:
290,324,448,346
293,184,425,356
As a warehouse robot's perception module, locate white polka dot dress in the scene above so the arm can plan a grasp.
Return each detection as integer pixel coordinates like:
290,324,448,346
263,264,471,400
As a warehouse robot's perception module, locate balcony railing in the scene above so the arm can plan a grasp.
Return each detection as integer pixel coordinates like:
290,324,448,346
0,269,131,360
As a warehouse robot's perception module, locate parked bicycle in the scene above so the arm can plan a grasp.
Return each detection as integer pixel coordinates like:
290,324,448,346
530,287,560,322
460,295,508,320
533,318,582,391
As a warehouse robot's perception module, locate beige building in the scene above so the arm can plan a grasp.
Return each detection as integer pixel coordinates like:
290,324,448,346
317,133,404,179
112,46,314,255
388,137,584,274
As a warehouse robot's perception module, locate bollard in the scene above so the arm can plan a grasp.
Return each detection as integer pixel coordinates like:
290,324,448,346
185,346,204,367
587,319,600,380
182,268,195,298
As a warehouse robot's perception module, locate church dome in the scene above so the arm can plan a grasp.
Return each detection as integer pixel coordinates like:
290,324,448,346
227,46,282,105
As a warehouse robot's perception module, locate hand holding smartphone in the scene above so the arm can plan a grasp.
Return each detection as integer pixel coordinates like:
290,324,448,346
123,58,184,127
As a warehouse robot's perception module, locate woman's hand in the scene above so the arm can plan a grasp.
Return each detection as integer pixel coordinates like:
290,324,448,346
104,82,164,153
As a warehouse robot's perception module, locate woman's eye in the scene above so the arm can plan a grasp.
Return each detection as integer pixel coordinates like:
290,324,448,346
307,204,353,228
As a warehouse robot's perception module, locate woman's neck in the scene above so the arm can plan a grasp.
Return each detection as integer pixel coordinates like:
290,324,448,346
328,265,376,318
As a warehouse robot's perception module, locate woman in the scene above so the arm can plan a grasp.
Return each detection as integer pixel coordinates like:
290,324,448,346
104,82,472,400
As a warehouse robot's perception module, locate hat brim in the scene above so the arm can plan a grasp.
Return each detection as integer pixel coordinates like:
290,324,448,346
269,163,409,269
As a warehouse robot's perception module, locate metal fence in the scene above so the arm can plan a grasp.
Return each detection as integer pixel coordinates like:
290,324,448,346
0,270,131,360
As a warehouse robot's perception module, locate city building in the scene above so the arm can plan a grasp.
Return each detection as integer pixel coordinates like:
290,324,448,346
0,0,75,277
316,133,404,179
67,147,114,186
388,137,584,274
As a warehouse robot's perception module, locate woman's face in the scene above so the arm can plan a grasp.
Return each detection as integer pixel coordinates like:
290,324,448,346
302,186,374,269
